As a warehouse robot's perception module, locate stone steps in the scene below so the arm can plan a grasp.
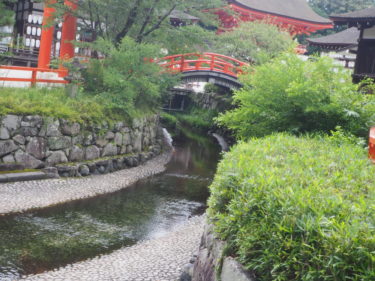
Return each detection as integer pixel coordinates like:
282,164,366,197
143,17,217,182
0,169,58,183
0,171,47,183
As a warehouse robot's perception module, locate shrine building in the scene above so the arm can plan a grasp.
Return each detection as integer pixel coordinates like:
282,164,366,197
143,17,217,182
215,0,333,35
331,7,375,82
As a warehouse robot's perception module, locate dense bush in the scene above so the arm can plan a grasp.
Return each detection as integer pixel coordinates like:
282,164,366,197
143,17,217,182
217,54,375,139
81,37,177,119
208,134,374,280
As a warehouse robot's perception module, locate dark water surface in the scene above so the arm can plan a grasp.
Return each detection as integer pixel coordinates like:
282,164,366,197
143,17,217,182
0,133,221,280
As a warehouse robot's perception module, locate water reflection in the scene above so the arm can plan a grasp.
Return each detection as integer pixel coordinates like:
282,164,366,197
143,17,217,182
0,132,220,280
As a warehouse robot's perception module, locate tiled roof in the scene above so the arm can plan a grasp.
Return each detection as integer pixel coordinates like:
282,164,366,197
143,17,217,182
307,27,359,50
331,7,375,23
231,0,331,24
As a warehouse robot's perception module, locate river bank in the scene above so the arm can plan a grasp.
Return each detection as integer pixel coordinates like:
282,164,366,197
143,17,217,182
0,130,221,280
0,152,171,216
21,216,204,281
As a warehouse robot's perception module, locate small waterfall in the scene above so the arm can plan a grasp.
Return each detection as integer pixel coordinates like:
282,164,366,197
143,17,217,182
212,133,229,152
162,128,174,150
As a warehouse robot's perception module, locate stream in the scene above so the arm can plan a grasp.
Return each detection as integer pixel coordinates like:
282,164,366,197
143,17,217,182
0,130,221,280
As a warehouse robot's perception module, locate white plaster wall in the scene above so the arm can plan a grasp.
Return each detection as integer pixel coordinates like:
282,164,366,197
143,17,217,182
0,68,31,88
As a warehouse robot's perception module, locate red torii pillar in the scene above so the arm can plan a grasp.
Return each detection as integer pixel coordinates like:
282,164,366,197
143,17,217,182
37,0,56,69
59,0,78,68
37,0,78,70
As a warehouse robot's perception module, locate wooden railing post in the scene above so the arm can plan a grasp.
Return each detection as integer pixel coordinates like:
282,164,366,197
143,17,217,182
180,55,184,72
223,64,229,75
31,70,37,87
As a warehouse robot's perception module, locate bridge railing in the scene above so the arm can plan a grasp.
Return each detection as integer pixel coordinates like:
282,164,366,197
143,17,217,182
156,53,248,78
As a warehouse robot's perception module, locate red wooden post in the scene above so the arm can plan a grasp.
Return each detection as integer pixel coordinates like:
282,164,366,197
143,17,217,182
223,64,229,75
31,70,37,87
38,0,56,69
210,55,215,71
369,127,375,162
59,0,78,68
180,55,184,72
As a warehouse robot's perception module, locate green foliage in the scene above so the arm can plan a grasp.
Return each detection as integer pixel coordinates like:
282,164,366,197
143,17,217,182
0,1,15,27
82,37,178,118
0,0,15,48
161,106,218,132
0,87,122,123
359,79,375,95
147,24,213,54
160,112,179,130
208,134,375,281
217,54,375,139
52,0,224,51
308,0,374,18
176,107,218,131
209,21,295,64
327,126,367,147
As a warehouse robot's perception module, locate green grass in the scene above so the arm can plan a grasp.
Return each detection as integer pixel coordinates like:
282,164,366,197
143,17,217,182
175,107,218,131
208,134,375,281
0,87,154,123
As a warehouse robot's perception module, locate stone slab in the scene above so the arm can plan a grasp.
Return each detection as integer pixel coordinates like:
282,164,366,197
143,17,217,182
0,172,50,183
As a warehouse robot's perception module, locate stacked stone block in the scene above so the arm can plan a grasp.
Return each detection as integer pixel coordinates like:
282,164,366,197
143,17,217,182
0,114,161,171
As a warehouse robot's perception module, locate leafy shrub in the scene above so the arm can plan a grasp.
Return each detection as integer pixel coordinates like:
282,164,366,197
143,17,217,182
217,54,375,139
81,37,178,118
208,134,374,281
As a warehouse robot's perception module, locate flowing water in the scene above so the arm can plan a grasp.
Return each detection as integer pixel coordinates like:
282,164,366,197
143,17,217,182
0,131,221,280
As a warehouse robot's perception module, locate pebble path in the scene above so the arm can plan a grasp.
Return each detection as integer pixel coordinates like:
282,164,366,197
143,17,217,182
0,153,171,215
21,216,204,281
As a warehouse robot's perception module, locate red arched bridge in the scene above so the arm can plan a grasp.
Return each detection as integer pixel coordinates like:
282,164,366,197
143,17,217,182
156,52,248,89
0,52,247,89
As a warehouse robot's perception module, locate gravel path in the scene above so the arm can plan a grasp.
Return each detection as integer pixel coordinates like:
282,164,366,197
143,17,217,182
0,153,171,216
21,216,204,281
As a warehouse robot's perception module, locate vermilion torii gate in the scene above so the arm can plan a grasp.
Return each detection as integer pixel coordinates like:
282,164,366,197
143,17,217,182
38,0,78,70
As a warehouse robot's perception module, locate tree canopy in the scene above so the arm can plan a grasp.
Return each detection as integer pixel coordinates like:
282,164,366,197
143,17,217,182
53,0,224,53
308,0,375,17
208,21,295,64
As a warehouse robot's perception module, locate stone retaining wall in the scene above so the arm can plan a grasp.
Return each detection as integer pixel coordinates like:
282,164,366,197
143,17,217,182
181,223,256,281
0,114,161,170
